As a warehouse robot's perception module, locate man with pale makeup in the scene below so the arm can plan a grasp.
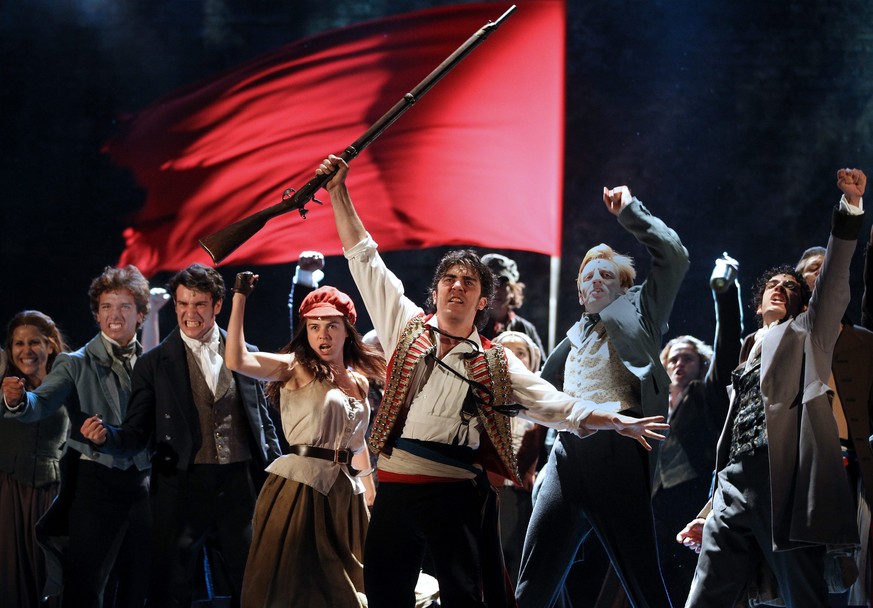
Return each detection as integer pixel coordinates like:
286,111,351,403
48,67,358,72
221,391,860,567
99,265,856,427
2,265,153,608
316,155,670,608
679,169,866,607
516,185,688,608
80,263,281,608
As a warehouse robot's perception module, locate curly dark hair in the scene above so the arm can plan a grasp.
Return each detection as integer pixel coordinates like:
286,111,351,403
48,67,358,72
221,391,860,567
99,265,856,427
88,265,151,320
424,249,495,331
168,263,226,304
751,264,811,327
265,317,386,406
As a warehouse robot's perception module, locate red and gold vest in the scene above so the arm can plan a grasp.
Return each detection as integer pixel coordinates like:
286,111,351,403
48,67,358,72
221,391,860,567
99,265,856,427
369,314,520,485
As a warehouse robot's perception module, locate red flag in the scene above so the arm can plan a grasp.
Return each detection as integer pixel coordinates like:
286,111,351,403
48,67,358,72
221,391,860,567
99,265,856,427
106,1,565,276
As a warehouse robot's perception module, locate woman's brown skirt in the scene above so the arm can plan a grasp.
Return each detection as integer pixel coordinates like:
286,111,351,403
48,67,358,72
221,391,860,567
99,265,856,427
0,471,60,608
242,473,368,608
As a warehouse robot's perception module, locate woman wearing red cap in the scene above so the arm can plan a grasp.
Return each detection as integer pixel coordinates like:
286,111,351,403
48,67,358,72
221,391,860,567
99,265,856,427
225,273,385,608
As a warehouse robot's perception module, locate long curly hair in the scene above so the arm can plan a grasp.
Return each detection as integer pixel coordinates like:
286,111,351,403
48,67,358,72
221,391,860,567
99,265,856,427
265,316,386,406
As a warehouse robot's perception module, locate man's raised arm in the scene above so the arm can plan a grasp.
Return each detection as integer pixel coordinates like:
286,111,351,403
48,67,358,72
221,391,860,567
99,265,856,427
318,155,367,250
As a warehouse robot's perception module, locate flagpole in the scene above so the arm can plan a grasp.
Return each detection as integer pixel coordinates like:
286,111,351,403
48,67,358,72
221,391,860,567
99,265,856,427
548,254,561,354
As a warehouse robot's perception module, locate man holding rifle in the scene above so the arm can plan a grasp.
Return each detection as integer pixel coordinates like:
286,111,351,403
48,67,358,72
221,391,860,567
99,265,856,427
316,154,669,608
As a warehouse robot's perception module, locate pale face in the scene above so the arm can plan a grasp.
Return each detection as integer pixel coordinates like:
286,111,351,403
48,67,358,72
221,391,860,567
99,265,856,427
432,264,488,329
175,286,222,341
798,254,823,292
306,317,348,365
578,258,625,314
666,343,702,390
757,273,803,326
10,325,54,385
96,290,143,346
502,339,533,372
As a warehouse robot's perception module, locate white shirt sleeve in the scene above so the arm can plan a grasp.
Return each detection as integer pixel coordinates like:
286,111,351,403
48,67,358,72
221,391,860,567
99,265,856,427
839,194,864,214
344,234,423,359
505,348,620,438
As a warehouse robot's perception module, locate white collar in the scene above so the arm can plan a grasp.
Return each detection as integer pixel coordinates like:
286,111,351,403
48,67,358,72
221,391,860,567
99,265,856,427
179,324,220,351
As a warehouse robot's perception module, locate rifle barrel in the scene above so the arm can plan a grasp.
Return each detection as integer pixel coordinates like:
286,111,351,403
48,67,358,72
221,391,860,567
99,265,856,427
198,5,517,264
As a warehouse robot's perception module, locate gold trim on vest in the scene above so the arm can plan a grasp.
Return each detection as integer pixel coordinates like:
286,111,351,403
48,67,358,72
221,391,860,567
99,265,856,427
370,315,520,484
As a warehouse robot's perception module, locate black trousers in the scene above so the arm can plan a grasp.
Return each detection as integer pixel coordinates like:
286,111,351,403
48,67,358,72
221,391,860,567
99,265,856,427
365,480,497,608
686,450,827,607
497,485,534,584
65,460,151,608
146,461,256,608
652,478,710,607
517,429,672,608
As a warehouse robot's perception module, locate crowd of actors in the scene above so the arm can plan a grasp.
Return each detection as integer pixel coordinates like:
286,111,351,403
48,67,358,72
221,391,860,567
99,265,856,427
1,159,872,608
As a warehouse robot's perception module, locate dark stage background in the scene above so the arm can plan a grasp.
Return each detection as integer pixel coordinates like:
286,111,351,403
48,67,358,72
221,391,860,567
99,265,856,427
2,0,872,354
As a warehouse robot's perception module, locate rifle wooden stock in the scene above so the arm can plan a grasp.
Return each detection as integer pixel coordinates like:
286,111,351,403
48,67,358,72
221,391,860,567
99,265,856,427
198,4,517,264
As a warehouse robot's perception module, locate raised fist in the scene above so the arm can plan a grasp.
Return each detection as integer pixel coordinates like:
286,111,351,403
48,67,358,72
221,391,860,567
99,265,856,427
298,251,325,272
149,287,171,312
233,272,259,296
837,168,866,203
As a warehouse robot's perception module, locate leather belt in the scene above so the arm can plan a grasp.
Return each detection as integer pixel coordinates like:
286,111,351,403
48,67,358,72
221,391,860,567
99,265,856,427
288,444,359,475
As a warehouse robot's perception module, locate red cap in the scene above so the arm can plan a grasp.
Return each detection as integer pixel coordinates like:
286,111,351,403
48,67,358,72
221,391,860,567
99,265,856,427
299,286,357,324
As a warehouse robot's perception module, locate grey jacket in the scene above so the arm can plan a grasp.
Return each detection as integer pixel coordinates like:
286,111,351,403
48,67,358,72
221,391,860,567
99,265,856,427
543,197,689,422
6,334,150,471
715,208,864,550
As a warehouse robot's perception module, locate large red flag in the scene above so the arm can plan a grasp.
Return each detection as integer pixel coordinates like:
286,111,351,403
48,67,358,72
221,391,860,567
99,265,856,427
106,1,565,276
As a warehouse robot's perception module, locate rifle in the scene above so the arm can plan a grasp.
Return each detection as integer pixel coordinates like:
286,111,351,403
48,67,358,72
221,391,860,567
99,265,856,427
199,4,517,264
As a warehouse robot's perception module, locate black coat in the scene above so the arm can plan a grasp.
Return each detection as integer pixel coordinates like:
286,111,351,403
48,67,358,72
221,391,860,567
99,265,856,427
102,327,281,474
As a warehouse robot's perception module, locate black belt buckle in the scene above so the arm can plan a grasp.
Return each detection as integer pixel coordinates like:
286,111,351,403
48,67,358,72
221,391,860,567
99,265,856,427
333,449,351,465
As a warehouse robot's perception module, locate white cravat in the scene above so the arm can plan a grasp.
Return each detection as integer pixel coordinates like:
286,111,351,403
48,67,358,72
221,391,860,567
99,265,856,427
180,325,222,395
745,321,778,371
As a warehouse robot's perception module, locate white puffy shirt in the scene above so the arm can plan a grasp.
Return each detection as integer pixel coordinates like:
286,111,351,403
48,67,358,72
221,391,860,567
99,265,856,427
344,234,617,450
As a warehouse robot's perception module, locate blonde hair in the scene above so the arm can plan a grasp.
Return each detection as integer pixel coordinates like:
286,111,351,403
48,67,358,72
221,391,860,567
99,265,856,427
576,244,636,290
659,335,712,380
